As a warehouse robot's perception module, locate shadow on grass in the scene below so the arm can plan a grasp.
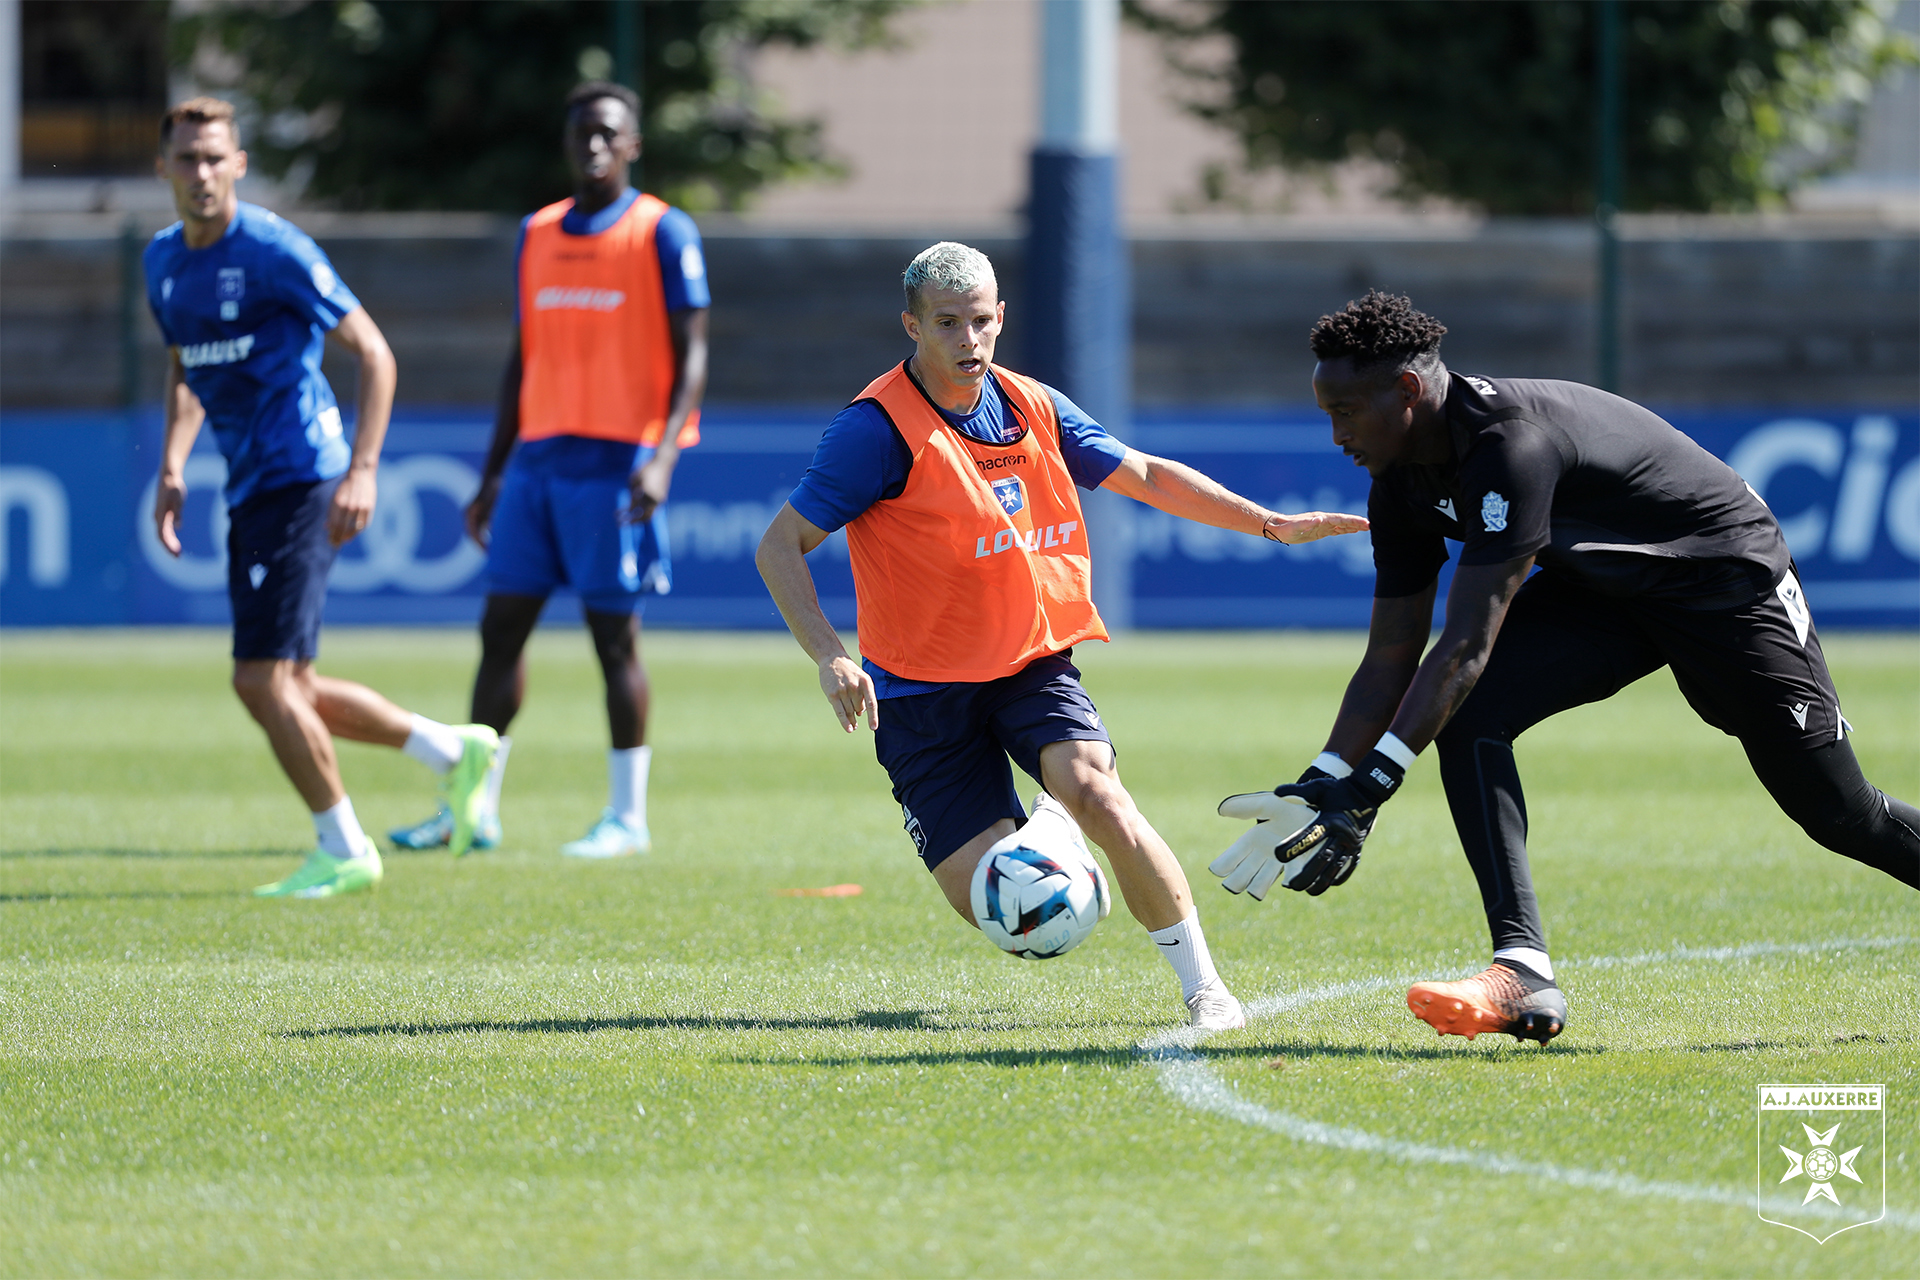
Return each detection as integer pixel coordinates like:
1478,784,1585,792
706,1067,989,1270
732,1045,1141,1070
1194,1037,1607,1063
0,848,292,861
280,1008,957,1040
0,890,239,903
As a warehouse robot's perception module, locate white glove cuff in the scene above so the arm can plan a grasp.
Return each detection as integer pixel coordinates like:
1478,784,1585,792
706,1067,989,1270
1375,732,1419,769
1311,752,1353,779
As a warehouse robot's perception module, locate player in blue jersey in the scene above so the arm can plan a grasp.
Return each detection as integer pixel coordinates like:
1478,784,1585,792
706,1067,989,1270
388,82,709,859
146,97,499,898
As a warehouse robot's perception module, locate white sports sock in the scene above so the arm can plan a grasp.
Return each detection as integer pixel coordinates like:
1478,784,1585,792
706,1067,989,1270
483,736,512,821
1493,946,1555,982
402,714,464,775
609,745,651,829
1147,912,1221,1001
312,796,368,860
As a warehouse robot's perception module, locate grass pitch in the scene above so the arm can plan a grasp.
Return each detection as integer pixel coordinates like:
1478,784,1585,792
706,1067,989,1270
1,626,1915,1279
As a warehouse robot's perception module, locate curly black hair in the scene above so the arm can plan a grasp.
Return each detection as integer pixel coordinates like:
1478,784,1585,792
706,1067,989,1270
566,80,641,129
1308,290,1447,377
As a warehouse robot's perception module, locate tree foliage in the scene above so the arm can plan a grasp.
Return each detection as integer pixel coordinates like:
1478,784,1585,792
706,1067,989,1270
173,0,909,212
1130,0,1915,214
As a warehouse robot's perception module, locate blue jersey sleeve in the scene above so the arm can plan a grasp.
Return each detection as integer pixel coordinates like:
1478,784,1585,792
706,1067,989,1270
266,225,360,331
1041,384,1128,489
653,207,710,312
787,400,912,533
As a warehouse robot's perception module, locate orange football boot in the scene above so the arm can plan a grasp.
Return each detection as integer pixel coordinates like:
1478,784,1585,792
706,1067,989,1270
1407,962,1567,1044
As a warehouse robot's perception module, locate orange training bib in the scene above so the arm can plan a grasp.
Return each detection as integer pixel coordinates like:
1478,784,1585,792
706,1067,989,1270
843,363,1106,683
517,193,699,449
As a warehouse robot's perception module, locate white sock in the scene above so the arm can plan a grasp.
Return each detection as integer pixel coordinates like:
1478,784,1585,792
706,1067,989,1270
609,745,650,829
312,796,368,860
402,714,464,775
1493,946,1555,982
1147,912,1221,1001
483,736,512,821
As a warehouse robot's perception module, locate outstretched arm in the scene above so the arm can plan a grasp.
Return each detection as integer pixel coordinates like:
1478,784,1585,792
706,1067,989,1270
755,503,878,733
1099,448,1367,544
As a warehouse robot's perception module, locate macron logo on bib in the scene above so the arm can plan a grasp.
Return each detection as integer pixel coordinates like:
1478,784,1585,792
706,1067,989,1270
534,286,626,312
179,334,256,368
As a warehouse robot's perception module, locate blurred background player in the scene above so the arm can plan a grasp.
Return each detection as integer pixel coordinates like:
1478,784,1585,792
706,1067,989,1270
757,242,1366,1028
389,81,708,859
1221,290,1920,1042
145,98,498,898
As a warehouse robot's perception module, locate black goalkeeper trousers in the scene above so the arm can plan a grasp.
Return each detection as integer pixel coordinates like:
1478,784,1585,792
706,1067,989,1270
1433,570,1920,955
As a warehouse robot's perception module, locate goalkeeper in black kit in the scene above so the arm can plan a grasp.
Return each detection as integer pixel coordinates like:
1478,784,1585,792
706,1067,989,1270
1216,291,1919,1044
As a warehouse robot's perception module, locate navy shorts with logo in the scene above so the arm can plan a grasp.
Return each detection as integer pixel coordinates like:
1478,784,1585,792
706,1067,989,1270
228,477,339,662
874,650,1114,869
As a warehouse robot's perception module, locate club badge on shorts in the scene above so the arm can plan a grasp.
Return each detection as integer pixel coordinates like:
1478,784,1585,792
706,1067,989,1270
1757,1082,1884,1242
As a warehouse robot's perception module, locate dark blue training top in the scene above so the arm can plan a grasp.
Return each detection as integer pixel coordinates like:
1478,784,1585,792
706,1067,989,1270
511,188,710,479
788,371,1128,696
145,203,363,507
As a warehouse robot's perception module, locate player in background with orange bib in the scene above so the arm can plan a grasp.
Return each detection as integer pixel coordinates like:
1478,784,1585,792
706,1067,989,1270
757,243,1368,1028
389,81,708,859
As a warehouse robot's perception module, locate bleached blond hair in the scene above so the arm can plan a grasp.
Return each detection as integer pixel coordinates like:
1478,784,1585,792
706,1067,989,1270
902,242,997,315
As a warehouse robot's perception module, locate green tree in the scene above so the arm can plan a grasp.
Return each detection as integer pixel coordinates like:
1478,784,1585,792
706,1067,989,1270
173,0,910,212
1129,0,1915,214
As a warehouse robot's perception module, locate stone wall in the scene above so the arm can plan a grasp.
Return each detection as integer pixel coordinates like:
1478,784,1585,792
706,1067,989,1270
3,212,1913,410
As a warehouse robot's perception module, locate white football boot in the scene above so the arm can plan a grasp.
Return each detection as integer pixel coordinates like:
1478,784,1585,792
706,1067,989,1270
560,809,651,859
1185,980,1247,1032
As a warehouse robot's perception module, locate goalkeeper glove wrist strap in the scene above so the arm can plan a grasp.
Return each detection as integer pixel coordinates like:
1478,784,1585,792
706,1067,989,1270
1350,746,1408,806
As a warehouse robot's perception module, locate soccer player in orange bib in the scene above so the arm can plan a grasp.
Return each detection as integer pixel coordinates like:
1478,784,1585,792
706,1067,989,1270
389,81,707,859
756,243,1368,1028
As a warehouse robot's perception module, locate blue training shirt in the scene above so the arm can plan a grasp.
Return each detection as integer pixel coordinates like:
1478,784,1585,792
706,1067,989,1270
145,203,362,507
511,188,709,479
788,369,1128,697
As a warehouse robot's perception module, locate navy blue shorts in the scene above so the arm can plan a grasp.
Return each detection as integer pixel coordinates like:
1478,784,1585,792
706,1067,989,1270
486,461,670,615
874,651,1113,870
228,477,339,662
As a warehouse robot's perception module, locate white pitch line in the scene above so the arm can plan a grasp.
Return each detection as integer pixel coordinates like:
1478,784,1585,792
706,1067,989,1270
1142,935,1920,1231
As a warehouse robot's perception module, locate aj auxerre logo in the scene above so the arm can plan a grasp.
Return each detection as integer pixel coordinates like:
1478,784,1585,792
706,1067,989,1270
1757,1082,1885,1243
179,334,256,368
975,521,1078,560
534,286,626,312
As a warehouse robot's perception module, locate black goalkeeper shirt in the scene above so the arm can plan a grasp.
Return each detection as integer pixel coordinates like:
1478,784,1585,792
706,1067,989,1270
1368,374,1790,608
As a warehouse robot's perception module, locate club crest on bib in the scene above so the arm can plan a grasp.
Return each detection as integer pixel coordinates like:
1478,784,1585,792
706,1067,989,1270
1481,491,1509,533
992,476,1026,517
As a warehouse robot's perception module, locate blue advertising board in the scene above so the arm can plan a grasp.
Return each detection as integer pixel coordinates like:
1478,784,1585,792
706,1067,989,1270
2,405,1916,629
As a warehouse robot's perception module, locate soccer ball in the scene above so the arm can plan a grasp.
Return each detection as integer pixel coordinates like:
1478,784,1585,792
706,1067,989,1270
970,816,1111,960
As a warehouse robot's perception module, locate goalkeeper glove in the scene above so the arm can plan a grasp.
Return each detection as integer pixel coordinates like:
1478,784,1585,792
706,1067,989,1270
1265,737,1414,895
1210,753,1350,900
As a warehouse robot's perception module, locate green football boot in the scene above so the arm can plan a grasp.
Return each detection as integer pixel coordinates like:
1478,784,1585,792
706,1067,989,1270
445,725,500,858
254,836,383,899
